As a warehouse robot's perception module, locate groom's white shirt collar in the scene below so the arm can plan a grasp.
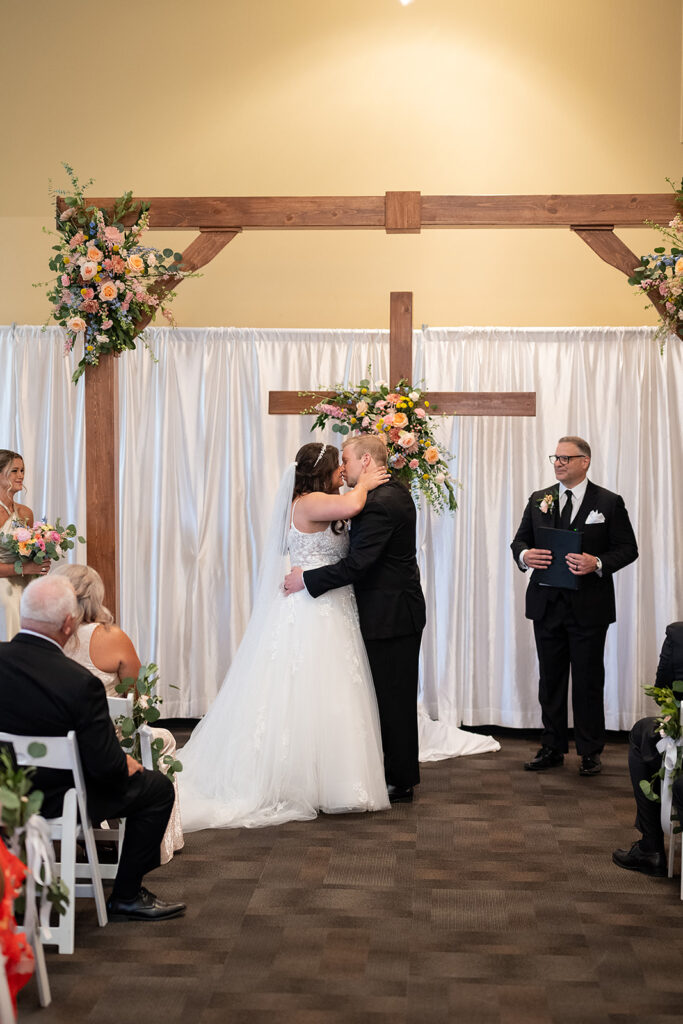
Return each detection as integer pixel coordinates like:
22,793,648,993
559,477,588,510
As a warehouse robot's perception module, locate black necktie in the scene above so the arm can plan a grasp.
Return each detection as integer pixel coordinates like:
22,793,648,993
559,489,573,530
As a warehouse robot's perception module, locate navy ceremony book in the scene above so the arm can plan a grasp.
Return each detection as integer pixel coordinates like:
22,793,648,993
535,526,583,590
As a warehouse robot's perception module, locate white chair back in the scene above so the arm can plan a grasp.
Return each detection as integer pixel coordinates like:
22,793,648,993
659,736,683,899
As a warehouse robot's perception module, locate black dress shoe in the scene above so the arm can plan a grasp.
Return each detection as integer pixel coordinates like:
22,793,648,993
523,746,564,771
106,887,186,922
579,754,602,776
387,785,414,803
612,841,667,877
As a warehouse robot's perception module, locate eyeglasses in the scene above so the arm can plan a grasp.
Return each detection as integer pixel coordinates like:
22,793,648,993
548,455,587,465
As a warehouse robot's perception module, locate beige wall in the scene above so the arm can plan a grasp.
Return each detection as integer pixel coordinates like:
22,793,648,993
2,0,681,329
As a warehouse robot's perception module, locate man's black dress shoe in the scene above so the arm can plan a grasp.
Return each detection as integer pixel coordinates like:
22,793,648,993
387,785,414,803
523,746,564,771
612,841,667,877
106,887,186,922
579,754,602,776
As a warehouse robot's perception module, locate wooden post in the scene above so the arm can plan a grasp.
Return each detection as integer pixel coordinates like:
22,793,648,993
389,292,413,383
84,355,119,619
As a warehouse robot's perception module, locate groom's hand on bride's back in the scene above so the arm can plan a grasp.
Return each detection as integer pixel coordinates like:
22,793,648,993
283,566,305,596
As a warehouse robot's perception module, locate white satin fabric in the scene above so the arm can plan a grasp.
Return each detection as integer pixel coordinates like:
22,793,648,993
2,324,682,739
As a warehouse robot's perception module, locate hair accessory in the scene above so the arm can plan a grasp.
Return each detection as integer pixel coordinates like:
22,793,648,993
313,443,328,469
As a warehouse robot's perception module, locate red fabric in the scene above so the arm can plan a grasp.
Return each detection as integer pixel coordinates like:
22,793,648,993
0,838,34,1014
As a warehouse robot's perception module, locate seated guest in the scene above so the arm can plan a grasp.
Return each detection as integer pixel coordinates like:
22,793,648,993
613,621,683,876
0,576,185,921
53,563,183,864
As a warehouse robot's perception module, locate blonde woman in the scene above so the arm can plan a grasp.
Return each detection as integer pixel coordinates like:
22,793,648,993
0,450,50,641
53,563,183,863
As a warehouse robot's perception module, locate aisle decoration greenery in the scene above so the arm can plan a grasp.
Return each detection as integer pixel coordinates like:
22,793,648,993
639,679,683,830
114,663,183,782
628,176,683,346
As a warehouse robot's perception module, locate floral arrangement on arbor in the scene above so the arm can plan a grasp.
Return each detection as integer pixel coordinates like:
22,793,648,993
115,664,183,781
307,376,457,513
639,680,683,827
628,177,683,345
38,164,191,383
0,518,84,576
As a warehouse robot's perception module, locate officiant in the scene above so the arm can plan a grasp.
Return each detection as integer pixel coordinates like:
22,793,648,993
510,436,638,777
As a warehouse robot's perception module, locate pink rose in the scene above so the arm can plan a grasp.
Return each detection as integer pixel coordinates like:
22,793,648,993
398,432,417,449
50,531,61,543
409,459,419,469
361,417,370,428
415,408,426,419
61,274,70,286
101,319,113,330
80,288,94,299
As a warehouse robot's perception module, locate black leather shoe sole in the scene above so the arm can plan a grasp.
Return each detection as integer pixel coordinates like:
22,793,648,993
523,756,564,771
579,761,602,776
106,903,186,922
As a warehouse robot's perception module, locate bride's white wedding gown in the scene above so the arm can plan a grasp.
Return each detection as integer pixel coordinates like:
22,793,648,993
178,514,390,831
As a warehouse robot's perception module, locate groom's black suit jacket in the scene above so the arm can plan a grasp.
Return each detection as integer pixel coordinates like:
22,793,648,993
303,479,426,639
0,632,129,818
510,480,638,626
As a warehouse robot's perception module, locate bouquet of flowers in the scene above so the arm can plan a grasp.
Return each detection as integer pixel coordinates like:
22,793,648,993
307,376,458,513
628,177,683,345
0,519,84,576
37,164,193,383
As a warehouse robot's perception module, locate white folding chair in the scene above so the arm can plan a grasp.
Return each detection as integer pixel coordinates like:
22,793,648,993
660,736,683,899
0,951,18,1020
0,730,108,956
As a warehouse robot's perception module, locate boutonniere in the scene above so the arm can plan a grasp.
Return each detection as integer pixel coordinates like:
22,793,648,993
537,492,556,515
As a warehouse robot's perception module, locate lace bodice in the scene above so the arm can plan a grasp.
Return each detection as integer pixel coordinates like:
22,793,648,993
287,523,349,570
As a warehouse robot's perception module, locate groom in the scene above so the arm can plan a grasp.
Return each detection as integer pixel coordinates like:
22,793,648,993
284,434,426,802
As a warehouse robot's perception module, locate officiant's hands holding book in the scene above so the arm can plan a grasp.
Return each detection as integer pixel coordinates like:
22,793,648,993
523,548,552,569
566,551,599,576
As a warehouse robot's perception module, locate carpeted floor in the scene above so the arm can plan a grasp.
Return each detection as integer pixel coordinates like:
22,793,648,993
17,730,683,1024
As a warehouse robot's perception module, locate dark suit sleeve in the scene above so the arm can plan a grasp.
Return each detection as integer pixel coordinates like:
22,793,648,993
510,495,534,571
75,675,128,786
655,623,683,686
304,502,392,598
593,494,638,575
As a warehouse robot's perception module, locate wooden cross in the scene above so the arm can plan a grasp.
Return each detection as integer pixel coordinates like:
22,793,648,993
269,291,535,418
59,189,678,617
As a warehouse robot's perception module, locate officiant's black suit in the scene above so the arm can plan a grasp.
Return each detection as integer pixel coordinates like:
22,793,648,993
511,480,638,755
0,632,174,899
304,479,426,789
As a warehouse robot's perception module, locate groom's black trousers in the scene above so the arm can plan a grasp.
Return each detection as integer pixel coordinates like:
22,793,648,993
364,632,422,789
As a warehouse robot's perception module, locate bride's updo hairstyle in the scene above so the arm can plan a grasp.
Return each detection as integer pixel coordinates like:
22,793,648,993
51,563,114,639
293,442,340,498
293,442,344,533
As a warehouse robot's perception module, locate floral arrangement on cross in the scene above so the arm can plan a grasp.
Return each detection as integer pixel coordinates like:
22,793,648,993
628,176,683,346
306,375,458,513
37,164,193,383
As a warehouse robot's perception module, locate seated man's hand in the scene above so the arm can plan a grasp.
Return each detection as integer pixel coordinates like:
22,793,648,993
283,566,305,596
126,754,143,776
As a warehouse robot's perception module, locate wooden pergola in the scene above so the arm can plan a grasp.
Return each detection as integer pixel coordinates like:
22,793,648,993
57,189,678,616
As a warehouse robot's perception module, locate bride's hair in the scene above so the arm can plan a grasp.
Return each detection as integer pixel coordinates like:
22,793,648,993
293,442,344,533
0,449,25,503
51,563,114,646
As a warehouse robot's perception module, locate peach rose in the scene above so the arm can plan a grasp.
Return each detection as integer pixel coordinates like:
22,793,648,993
127,254,145,274
80,261,98,281
398,431,417,449
86,245,103,262
67,316,87,333
356,400,368,416
392,412,408,429
424,446,440,464
99,280,118,302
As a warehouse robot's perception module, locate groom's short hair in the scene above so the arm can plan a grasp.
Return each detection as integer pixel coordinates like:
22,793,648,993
343,434,388,466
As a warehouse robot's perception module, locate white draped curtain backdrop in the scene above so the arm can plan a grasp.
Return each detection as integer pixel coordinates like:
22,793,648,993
2,324,681,750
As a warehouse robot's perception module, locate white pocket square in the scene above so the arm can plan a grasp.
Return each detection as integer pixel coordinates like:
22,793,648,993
585,510,605,525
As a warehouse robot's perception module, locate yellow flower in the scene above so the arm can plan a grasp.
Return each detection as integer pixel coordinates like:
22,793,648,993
86,344,94,352
113,245,119,252
376,418,384,428
350,417,357,424
423,473,429,480
424,401,430,407
94,275,101,282
63,256,70,265
408,400,414,407
361,387,368,394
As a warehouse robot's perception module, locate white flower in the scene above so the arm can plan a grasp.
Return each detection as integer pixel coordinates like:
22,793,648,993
375,379,388,389
540,500,549,514
409,391,419,401
434,472,445,485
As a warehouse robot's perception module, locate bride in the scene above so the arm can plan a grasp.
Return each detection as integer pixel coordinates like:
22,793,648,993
178,442,391,831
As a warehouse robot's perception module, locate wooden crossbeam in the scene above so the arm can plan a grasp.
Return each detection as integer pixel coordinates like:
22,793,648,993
58,193,678,232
